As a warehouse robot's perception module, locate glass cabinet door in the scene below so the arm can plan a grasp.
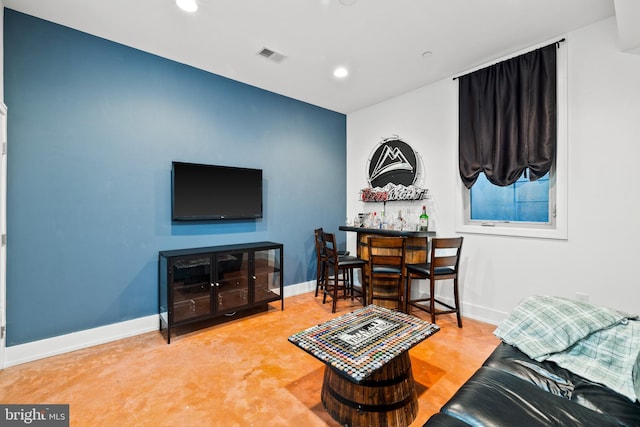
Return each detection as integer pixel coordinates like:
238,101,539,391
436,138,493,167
253,248,282,304
214,251,249,313
171,256,213,323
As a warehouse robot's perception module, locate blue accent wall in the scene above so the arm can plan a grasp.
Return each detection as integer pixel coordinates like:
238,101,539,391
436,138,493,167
4,9,347,346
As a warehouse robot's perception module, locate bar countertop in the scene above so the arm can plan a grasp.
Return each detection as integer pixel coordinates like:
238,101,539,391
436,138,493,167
339,225,435,238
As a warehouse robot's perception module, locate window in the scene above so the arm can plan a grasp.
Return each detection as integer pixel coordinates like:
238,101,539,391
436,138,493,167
455,39,567,240
470,171,551,223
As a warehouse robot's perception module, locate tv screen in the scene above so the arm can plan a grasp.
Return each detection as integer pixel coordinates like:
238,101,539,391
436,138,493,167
172,162,263,221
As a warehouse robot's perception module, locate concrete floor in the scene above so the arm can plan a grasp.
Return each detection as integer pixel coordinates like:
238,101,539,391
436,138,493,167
0,292,500,426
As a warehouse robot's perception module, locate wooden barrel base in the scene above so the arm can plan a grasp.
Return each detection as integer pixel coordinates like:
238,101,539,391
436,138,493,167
321,351,418,427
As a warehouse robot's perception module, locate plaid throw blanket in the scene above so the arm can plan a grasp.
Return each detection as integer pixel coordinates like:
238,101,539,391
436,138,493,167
494,295,640,402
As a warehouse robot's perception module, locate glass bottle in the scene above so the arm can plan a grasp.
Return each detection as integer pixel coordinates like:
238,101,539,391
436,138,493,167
419,206,429,231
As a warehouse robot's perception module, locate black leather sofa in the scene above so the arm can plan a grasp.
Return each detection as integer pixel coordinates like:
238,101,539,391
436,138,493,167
424,342,640,426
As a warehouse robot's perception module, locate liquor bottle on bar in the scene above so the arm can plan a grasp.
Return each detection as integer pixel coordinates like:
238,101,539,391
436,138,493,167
419,206,429,231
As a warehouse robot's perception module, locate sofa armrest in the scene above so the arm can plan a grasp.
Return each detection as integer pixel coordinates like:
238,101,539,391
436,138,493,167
440,367,624,427
423,413,471,426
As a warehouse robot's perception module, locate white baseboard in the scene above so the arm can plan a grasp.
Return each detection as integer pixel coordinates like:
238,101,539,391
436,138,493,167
4,315,158,368
4,282,318,368
290,282,507,324
459,299,507,326
283,280,316,297
413,292,507,326
3,282,504,368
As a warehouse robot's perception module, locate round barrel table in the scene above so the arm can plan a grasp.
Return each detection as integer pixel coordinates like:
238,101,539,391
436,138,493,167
321,350,418,426
288,305,440,427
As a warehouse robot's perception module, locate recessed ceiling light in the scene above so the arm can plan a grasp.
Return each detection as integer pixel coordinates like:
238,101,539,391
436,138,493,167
422,50,433,58
176,0,198,13
333,66,349,79
339,0,358,5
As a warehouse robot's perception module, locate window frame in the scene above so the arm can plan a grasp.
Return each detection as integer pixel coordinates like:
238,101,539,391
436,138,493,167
455,38,568,240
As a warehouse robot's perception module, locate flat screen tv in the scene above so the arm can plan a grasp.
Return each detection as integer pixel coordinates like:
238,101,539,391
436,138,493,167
172,162,263,221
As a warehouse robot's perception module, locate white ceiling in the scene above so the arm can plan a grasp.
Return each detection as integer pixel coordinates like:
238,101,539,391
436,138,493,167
4,0,617,113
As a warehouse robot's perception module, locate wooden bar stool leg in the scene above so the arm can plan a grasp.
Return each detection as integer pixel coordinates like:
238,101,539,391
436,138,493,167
332,268,339,313
322,261,329,305
453,277,462,327
430,279,436,324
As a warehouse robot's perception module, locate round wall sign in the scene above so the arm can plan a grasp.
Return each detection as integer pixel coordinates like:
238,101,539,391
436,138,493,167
367,137,418,188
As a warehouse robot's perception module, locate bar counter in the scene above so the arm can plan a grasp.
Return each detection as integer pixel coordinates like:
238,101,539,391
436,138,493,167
339,226,436,264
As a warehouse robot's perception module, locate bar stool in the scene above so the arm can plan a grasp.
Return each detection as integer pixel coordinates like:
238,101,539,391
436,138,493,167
313,228,352,298
405,237,464,327
366,236,407,311
322,232,367,313
314,228,328,297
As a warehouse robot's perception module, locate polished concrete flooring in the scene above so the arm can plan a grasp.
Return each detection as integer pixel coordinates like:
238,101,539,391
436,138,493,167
0,292,500,426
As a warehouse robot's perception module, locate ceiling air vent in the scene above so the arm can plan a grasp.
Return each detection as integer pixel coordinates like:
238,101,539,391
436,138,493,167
257,47,286,63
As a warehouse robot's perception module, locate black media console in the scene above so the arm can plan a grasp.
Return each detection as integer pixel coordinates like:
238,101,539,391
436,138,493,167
158,241,284,343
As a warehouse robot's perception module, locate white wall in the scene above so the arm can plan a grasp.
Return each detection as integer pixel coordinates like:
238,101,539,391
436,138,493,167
347,17,640,324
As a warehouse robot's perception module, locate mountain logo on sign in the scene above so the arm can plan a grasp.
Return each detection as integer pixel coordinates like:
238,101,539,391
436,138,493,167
369,145,413,182
367,137,418,188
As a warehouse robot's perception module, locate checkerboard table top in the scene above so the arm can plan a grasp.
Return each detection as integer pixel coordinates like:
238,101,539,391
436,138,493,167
288,305,440,383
